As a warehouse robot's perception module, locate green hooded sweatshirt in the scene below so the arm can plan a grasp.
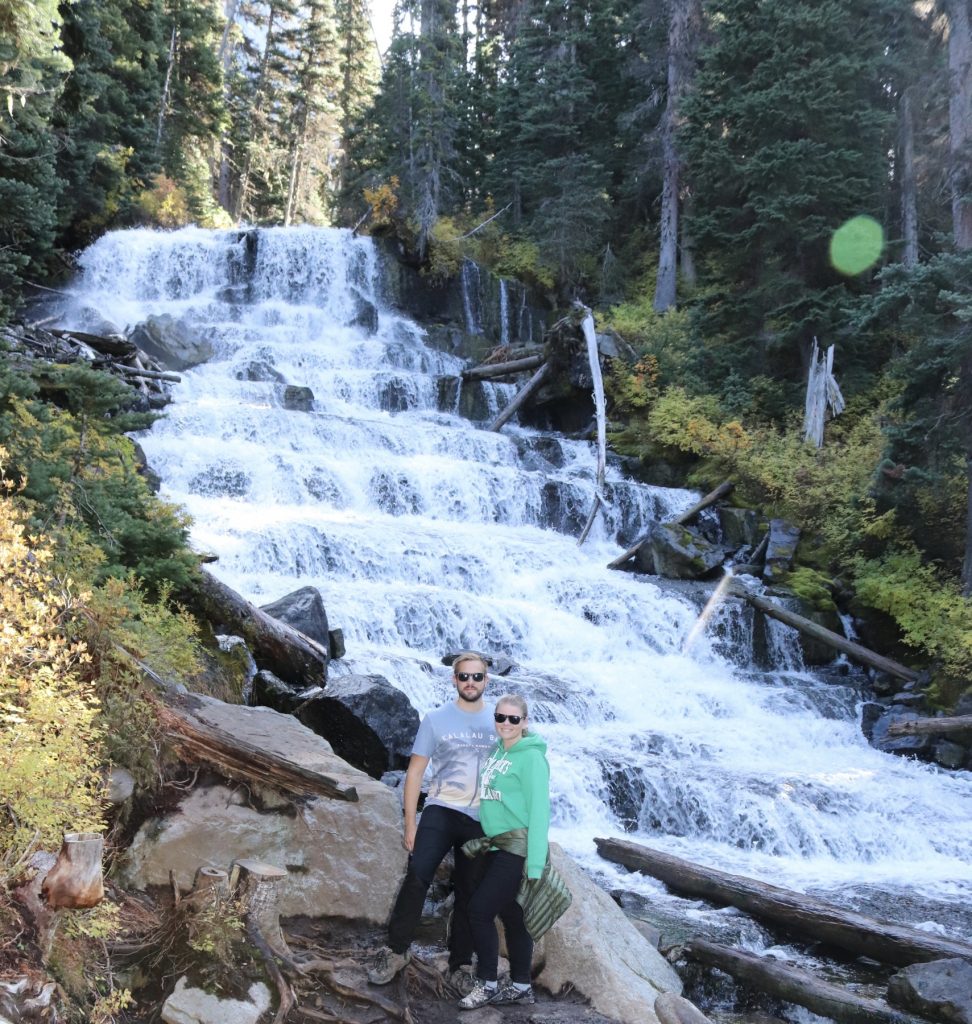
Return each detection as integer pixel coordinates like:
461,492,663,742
477,732,550,878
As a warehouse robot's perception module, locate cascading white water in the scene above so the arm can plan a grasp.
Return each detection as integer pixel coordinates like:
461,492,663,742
63,226,972,936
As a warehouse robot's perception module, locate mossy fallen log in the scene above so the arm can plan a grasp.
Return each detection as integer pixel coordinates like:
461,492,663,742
595,838,972,967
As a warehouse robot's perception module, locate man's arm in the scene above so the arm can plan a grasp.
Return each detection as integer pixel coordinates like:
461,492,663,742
401,753,430,851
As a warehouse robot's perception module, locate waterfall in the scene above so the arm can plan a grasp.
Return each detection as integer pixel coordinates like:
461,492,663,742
499,279,510,347
63,226,972,937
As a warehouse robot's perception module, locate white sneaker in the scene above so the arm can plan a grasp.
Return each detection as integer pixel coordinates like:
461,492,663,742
458,980,498,1010
491,982,535,1005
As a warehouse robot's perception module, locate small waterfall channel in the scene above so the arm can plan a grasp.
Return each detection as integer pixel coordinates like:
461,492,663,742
62,227,972,965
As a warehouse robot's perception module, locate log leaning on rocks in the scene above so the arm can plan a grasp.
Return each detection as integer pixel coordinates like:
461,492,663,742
156,690,359,802
728,582,918,683
887,715,972,737
595,838,972,967
195,568,329,687
488,361,552,432
682,940,921,1024
607,480,735,570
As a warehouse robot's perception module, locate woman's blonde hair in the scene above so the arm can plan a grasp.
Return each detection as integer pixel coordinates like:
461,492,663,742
496,693,529,735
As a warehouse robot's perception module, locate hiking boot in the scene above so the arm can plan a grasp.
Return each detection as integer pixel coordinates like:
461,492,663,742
458,981,499,1010
491,982,536,1005
448,965,476,996
367,946,411,985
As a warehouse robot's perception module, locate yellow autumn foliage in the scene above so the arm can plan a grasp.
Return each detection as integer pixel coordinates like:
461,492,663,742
0,466,106,879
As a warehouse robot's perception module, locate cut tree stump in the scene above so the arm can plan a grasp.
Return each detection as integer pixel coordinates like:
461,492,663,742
41,832,105,910
683,940,921,1024
595,838,972,967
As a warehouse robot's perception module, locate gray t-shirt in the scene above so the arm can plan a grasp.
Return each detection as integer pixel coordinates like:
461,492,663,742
413,702,496,819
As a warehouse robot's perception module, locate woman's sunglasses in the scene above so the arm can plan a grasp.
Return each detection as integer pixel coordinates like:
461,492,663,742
456,671,485,683
494,713,522,724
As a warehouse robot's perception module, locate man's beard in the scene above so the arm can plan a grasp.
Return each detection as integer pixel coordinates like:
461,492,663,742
457,688,483,703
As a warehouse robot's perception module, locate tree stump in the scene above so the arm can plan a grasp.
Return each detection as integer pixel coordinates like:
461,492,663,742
41,832,104,910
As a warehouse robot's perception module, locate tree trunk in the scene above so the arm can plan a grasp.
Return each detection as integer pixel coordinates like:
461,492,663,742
595,838,972,967
41,833,104,910
730,582,918,682
683,940,922,1024
899,88,919,267
653,0,703,311
461,353,545,380
155,689,359,802
157,24,178,149
194,567,329,686
963,452,972,595
887,714,972,736
946,0,972,249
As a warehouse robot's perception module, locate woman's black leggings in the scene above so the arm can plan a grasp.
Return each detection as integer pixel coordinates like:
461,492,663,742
467,850,534,984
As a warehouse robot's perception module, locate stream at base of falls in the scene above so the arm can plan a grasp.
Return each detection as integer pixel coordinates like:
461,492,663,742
58,226,972,985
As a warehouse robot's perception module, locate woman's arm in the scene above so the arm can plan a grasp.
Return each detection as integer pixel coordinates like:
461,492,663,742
523,751,551,878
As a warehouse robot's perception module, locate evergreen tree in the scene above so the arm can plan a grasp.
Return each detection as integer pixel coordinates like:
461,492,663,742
679,0,901,409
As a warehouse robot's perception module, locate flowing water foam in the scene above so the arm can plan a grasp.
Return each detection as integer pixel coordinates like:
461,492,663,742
65,226,972,933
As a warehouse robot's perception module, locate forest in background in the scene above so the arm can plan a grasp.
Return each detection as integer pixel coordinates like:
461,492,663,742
2,0,972,702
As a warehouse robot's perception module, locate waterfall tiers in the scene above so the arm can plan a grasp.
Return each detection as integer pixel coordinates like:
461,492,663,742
60,226,972,942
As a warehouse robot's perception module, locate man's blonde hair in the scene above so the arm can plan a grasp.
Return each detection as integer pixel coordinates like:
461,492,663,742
452,650,488,674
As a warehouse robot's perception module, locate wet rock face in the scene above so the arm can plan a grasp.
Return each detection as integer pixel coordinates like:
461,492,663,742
128,314,214,371
260,586,330,648
764,519,800,580
646,522,727,580
888,958,972,1024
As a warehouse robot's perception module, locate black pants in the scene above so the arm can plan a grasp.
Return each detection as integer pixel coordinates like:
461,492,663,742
386,804,485,971
467,850,533,984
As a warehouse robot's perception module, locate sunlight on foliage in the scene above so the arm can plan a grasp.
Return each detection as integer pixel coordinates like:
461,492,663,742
363,175,399,227
0,467,106,878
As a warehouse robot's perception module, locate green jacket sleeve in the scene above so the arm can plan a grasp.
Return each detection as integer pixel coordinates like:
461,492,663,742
523,749,550,878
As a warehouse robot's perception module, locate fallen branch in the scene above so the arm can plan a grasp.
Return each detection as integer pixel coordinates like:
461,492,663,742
110,361,181,383
456,202,512,239
487,362,551,432
607,481,734,569
683,940,920,1024
887,715,972,737
729,582,918,682
595,838,972,967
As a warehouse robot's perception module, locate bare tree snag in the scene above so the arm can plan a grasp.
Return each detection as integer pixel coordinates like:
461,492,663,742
607,481,734,569
887,715,972,737
461,353,545,380
655,991,716,1024
41,833,104,910
488,362,552,432
683,940,922,1024
595,838,972,967
729,582,918,682
195,568,329,686
155,691,359,802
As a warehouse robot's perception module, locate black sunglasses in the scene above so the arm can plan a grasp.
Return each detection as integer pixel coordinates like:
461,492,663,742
456,671,485,683
494,713,522,724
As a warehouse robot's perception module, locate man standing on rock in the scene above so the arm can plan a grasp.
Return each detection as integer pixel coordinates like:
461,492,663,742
368,651,496,989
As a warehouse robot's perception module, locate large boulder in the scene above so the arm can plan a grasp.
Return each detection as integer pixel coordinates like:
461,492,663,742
871,708,933,757
888,958,972,1024
260,587,329,648
644,522,727,580
289,674,419,779
128,314,214,371
120,698,406,923
534,845,682,1023
764,519,800,581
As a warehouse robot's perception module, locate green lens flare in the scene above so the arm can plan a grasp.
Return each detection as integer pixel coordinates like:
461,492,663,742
830,215,884,276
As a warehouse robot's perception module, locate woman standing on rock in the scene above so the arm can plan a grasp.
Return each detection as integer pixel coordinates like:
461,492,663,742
458,693,551,1010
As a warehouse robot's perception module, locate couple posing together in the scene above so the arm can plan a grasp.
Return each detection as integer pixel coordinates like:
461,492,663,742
367,651,551,1010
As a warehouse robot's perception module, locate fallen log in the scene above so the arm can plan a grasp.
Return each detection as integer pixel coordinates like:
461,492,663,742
110,361,181,383
194,568,329,687
607,480,735,569
683,940,920,1024
595,838,972,967
461,353,545,380
887,715,972,737
729,582,918,682
49,327,134,357
155,691,358,802
488,361,551,432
